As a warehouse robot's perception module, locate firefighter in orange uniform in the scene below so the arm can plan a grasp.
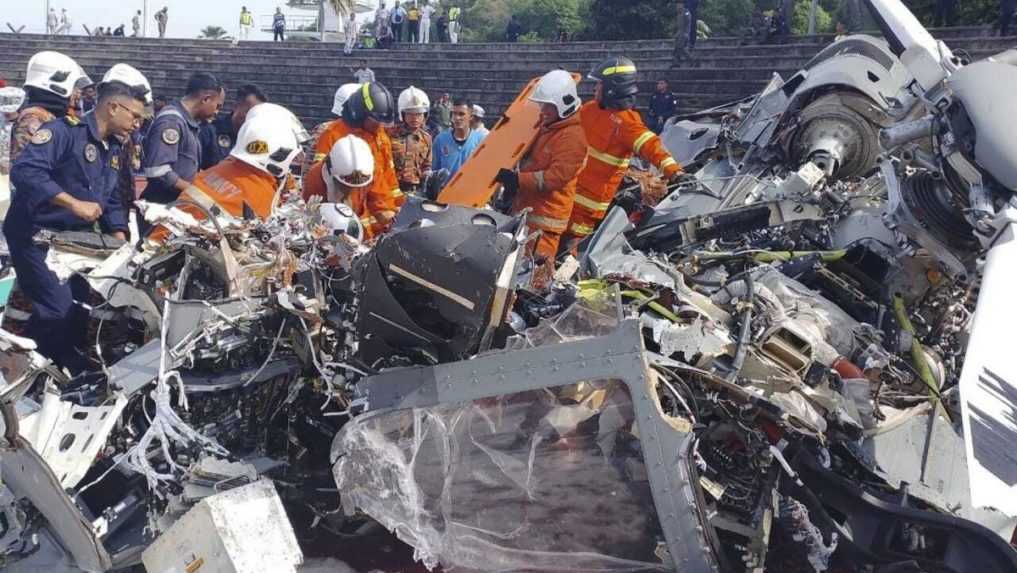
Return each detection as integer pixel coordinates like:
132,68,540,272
311,82,401,233
563,57,684,246
496,70,587,264
178,105,302,221
302,135,378,240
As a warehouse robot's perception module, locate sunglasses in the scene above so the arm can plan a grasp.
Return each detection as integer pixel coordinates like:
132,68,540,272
112,101,145,124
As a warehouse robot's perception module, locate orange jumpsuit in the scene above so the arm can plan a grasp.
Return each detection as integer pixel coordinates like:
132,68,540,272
302,160,376,240
510,112,587,261
312,119,403,215
150,157,279,242
565,101,681,241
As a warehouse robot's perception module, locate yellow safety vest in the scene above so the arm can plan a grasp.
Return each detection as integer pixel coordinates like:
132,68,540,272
240,12,253,25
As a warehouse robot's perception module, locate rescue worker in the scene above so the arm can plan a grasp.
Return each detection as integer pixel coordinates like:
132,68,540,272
471,104,489,138
177,106,303,222
496,70,587,267
563,57,683,248
141,72,224,203
302,135,379,239
199,83,268,169
389,86,432,196
312,82,401,232
9,51,89,164
4,74,150,371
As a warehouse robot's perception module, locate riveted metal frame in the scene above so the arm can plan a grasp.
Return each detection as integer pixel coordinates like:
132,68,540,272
355,319,718,572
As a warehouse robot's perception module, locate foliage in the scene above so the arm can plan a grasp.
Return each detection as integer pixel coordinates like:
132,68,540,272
198,25,230,39
462,0,591,41
587,0,674,40
698,0,754,37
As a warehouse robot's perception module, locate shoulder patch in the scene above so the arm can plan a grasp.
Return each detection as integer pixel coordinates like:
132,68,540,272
246,140,269,154
217,134,233,149
84,143,98,163
30,129,53,145
63,115,81,126
110,154,121,170
162,128,181,145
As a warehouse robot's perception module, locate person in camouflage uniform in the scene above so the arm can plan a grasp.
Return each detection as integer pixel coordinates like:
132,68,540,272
390,86,433,197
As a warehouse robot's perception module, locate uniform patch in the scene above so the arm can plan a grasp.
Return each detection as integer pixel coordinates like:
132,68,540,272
84,143,98,163
217,134,232,149
64,115,81,126
110,155,120,170
30,129,52,145
162,128,181,145
246,140,269,154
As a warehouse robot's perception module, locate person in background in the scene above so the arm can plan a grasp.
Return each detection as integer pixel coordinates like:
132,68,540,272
390,86,433,197
437,11,449,43
80,84,97,115
496,70,587,276
506,15,523,42
0,86,26,177
448,5,462,43
420,1,436,43
155,7,168,38
273,8,286,41
406,2,420,43
933,0,957,27
199,83,268,169
432,98,484,180
471,104,489,138
240,6,254,40
345,12,359,55
353,60,375,84
5,75,150,372
56,9,72,35
141,72,225,203
431,92,452,133
1000,0,1015,36
47,8,59,34
113,24,125,37
132,10,142,37
375,2,391,47
391,2,406,43
647,79,678,134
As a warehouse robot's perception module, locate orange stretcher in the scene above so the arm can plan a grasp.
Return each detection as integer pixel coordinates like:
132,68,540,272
437,72,582,208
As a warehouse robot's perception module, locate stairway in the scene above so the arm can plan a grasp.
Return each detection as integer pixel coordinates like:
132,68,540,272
1,27,1013,128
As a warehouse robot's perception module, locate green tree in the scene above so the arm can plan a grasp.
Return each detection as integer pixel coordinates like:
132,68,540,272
198,25,230,39
587,0,674,40
462,0,591,42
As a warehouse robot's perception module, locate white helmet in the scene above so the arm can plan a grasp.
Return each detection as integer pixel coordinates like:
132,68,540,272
245,102,310,144
319,202,364,241
24,51,88,99
472,104,485,119
0,87,26,115
231,112,301,178
331,83,361,116
101,63,152,105
529,70,580,119
325,135,374,188
397,86,430,117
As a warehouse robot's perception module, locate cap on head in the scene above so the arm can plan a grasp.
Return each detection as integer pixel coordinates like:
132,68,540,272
24,51,89,99
398,85,430,116
342,81,396,127
589,56,639,109
101,63,153,105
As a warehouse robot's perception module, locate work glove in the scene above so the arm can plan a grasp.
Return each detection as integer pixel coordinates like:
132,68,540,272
495,168,519,194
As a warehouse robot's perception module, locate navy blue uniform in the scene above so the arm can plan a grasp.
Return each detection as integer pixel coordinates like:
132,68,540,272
140,100,202,203
198,114,236,170
4,113,126,370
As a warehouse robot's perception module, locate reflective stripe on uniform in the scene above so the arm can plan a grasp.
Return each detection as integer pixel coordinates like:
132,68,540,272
361,215,378,226
587,146,630,169
633,131,655,154
313,152,326,162
362,83,375,111
570,222,596,236
144,164,173,178
573,193,611,212
602,65,636,76
392,187,404,198
660,157,678,169
527,213,568,233
533,171,545,193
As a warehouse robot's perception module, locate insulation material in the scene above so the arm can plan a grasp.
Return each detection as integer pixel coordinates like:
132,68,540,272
332,379,670,572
